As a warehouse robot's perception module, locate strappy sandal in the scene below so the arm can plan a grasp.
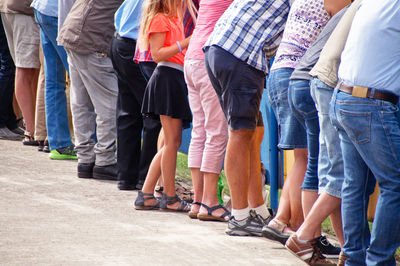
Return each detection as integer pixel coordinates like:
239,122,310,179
154,185,164,200
22,131,39,146
159,193,191,212
261,218,293,245
197,203,230,222
134,191,160,210
188,201,201,219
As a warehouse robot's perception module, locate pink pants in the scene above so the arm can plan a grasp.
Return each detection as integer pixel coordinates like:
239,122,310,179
184,59,228,174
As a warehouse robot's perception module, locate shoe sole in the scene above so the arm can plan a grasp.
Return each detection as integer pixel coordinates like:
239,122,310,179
262,227,289,245
92,173,117,181
77,172,93,179
198,213,228,222
135,205,159,210
225,227,263,237
49,154,78,160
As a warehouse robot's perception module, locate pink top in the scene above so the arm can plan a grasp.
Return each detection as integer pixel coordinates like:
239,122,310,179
271,0,330,70
185,0,233,60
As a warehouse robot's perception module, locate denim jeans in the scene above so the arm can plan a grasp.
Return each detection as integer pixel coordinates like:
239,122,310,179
34,10,72,150
310,78,344,198
330,88,400,266
267,68,307,149
288,79,319,191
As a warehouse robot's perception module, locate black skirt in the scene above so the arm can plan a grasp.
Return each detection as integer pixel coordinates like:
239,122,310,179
142,65,192,129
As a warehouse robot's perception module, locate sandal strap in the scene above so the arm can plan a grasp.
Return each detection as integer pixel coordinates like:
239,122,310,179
192,201,201,206
141,191,157,200
165,194,181,205
201,203,230,218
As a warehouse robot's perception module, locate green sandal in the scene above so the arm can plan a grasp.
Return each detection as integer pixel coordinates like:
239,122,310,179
160,194,190,212
134,191,160,210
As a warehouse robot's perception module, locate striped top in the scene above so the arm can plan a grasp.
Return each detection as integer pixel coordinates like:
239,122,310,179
204,0,290,73
271,0,330,70
186,0,233,60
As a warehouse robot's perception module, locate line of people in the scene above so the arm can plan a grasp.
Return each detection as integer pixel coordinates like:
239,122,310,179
0,0,399,265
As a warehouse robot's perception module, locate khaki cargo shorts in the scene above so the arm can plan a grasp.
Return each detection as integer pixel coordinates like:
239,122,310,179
1,12,40,68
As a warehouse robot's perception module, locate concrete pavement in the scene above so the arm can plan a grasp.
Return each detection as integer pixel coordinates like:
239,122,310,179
0,139,306,265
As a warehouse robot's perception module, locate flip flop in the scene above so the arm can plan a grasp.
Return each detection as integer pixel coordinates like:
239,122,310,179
197,203,230,222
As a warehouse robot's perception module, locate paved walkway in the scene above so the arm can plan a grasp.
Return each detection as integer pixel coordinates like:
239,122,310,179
0,139,306,265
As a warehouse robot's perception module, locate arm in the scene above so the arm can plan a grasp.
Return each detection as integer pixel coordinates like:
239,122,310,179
324,0,351,16
149,32,191,63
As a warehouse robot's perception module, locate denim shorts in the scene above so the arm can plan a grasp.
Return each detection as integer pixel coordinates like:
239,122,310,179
288,79,319,191
310,78,344,198
205,46,264,130
267,68,307,149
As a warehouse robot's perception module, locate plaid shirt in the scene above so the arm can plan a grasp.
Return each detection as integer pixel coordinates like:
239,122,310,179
134,0,199,63
205,0,290,73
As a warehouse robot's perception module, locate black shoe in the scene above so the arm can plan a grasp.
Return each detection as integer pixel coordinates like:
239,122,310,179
43,140,50,153
135,179,144,190
118,180,138,190
38,141,45,152
317,235,341,259
77,162,95,178
93,163,117,180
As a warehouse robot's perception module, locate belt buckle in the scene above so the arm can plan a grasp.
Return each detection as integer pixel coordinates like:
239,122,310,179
352,86,368,98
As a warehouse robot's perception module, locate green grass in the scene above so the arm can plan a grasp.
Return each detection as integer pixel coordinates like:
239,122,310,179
176,152,400,260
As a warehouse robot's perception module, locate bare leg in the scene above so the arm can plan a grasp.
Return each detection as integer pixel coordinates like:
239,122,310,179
288,148,308,230
199,172,226,216
225,128,255,210
301,190,320,237
248,126,265,208
159,115,182,209
296,192,343,246
141,147,163,205
15,67,39,135
273,148,307,230
190,168,203,213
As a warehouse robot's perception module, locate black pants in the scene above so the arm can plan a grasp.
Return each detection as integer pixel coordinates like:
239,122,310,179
110,34,160,187
0,20,16,129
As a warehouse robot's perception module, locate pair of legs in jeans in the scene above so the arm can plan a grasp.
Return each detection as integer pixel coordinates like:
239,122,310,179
330,88,400,265
267,68,317,234
34,10,73,152
294,78,344,246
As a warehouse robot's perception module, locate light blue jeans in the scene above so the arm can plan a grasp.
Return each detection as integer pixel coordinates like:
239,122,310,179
330,88,400,266
310,78,344,198
288,78,319,191
34,10,72,150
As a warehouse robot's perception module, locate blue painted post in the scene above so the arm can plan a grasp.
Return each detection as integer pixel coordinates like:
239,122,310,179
269,104,279,211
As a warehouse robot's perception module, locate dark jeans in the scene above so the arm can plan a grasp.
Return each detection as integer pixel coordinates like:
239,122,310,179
110,34,161,187
0,19,16,129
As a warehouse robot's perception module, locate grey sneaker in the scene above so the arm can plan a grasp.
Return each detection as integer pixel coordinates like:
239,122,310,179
0,127,23,140
225,210,266,236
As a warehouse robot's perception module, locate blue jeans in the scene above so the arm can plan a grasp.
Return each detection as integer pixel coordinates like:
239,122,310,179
34,11,72,150
288,79,319,191
267,68,307,149
310,78,344,198
330,88,400,266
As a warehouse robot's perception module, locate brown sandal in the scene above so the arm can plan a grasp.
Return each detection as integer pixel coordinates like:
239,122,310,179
22,131,39,146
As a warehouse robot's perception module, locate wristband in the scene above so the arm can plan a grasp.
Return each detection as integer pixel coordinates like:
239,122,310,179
176,41,183,53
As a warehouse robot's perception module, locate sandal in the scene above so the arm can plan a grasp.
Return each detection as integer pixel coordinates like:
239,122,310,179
159,193,190,212
154,185,164,200
134,191,160,210
22,131,39,146
188,202,201,219
197,203,230,222
261,218,293,245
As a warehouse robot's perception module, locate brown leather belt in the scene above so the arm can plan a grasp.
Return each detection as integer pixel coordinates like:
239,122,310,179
339,84,398,105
